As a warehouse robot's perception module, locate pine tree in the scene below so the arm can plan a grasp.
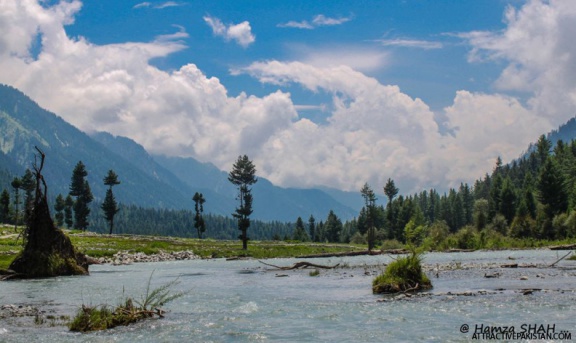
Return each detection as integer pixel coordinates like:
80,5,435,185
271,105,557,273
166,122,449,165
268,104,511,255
324,210,343,243
228,155,258,250
11,177,21,231
292,216,309,241
537,157,568,219
308,215,316,242
69,161,93,231
102,170,120,235
193,192,206,239
536,134,552,166
20,169,35,227
360,182,377,251
383,178,399,239
54,194,65,227
102,189,119,235
64,195,74,229
499,177,517,225
0,189,11,224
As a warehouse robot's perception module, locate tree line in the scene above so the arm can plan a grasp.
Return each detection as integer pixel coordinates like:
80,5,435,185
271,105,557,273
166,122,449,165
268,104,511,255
3,135,576,250
0,161,120,236
336,134,576,250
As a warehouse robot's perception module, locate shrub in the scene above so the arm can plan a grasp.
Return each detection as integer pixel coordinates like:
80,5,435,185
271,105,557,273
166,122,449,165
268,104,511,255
421,221,449,251
349,232,366,245
372,251,432,294
309,269,320,277
380,239,404,251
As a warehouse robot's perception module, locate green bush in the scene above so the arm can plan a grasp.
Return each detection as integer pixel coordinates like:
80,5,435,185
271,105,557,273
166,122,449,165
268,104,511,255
380,239,404,250
349,232,366,245
372,251,432,294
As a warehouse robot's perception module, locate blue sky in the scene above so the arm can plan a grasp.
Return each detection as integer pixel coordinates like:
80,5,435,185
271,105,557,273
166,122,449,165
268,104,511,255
1,0,575,194
67,1,508,112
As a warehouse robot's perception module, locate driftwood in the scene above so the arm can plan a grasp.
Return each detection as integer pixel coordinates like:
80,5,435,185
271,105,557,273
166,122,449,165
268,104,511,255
298,250,382,259
484,272,501,278
258,260,340,270
549,251,572,267
549,244,576,250
447,248,476,253
501,263,518,268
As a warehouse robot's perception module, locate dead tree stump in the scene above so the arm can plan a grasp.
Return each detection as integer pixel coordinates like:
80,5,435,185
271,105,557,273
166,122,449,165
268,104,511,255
8,147,89,278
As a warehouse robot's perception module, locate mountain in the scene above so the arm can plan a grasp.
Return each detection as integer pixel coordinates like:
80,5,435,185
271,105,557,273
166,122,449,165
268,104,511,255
152,155,358,221
0,84,359,222
522,117,576,158
0,84,189,209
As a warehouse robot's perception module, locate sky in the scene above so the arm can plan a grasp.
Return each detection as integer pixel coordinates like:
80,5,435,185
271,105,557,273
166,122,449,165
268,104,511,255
1,0,576,194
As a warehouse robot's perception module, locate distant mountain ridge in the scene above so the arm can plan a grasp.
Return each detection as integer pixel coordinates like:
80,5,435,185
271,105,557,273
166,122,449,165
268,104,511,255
0,84,359,222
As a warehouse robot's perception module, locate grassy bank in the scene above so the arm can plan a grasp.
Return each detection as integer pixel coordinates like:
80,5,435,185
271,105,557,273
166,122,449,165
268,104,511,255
2,226,575,271
0,229,364,270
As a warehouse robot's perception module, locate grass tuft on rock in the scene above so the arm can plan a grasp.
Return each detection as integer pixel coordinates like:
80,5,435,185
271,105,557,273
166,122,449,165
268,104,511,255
372,250,432,294
69,272,182,332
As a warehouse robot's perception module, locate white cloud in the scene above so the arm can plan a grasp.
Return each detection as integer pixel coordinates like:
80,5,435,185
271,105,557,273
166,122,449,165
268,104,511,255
312,14,352,26
461,0,576,126
203,15,255,48
133,2,184,9
301,48,389,73
0,0,571,195
133,2,151,9
155,1,181,9
277,21,314,30
278,14,352,29
377,38,443,49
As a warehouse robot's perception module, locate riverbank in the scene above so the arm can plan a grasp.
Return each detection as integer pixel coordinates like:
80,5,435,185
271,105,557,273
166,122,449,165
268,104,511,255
0,229,366,269
2,228,576,270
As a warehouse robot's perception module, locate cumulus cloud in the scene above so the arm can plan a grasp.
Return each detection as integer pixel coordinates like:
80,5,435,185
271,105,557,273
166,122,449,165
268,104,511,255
278,14,352,29
460,0,576,126
240,61,545,191
300,47,389,73
0,0,571,194
203,15,255,47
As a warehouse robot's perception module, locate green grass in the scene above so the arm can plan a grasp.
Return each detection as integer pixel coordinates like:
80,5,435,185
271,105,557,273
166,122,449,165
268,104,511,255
69,272,183,332
0,231,364,268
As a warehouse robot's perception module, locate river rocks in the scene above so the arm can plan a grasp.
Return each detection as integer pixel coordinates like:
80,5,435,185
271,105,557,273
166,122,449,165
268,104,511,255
92,250,200,265
0,304,39,318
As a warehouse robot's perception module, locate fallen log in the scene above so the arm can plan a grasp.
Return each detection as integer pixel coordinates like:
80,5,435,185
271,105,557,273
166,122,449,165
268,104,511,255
382,249,409,255
446,248,476,253
549,244,576,250
258,260,340,270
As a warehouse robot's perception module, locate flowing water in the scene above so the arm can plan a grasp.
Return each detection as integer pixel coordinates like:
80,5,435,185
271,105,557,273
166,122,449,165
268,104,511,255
1,250,576,342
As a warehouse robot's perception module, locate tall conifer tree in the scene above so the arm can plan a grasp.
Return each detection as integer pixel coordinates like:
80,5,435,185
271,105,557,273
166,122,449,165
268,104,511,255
228,155,258,250
69,161,93,231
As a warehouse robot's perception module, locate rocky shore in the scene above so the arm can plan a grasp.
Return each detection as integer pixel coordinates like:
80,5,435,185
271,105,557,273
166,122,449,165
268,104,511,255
90,250,200,265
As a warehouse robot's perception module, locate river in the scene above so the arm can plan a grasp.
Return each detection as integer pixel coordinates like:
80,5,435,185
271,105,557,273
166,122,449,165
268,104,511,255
1,249,575,342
